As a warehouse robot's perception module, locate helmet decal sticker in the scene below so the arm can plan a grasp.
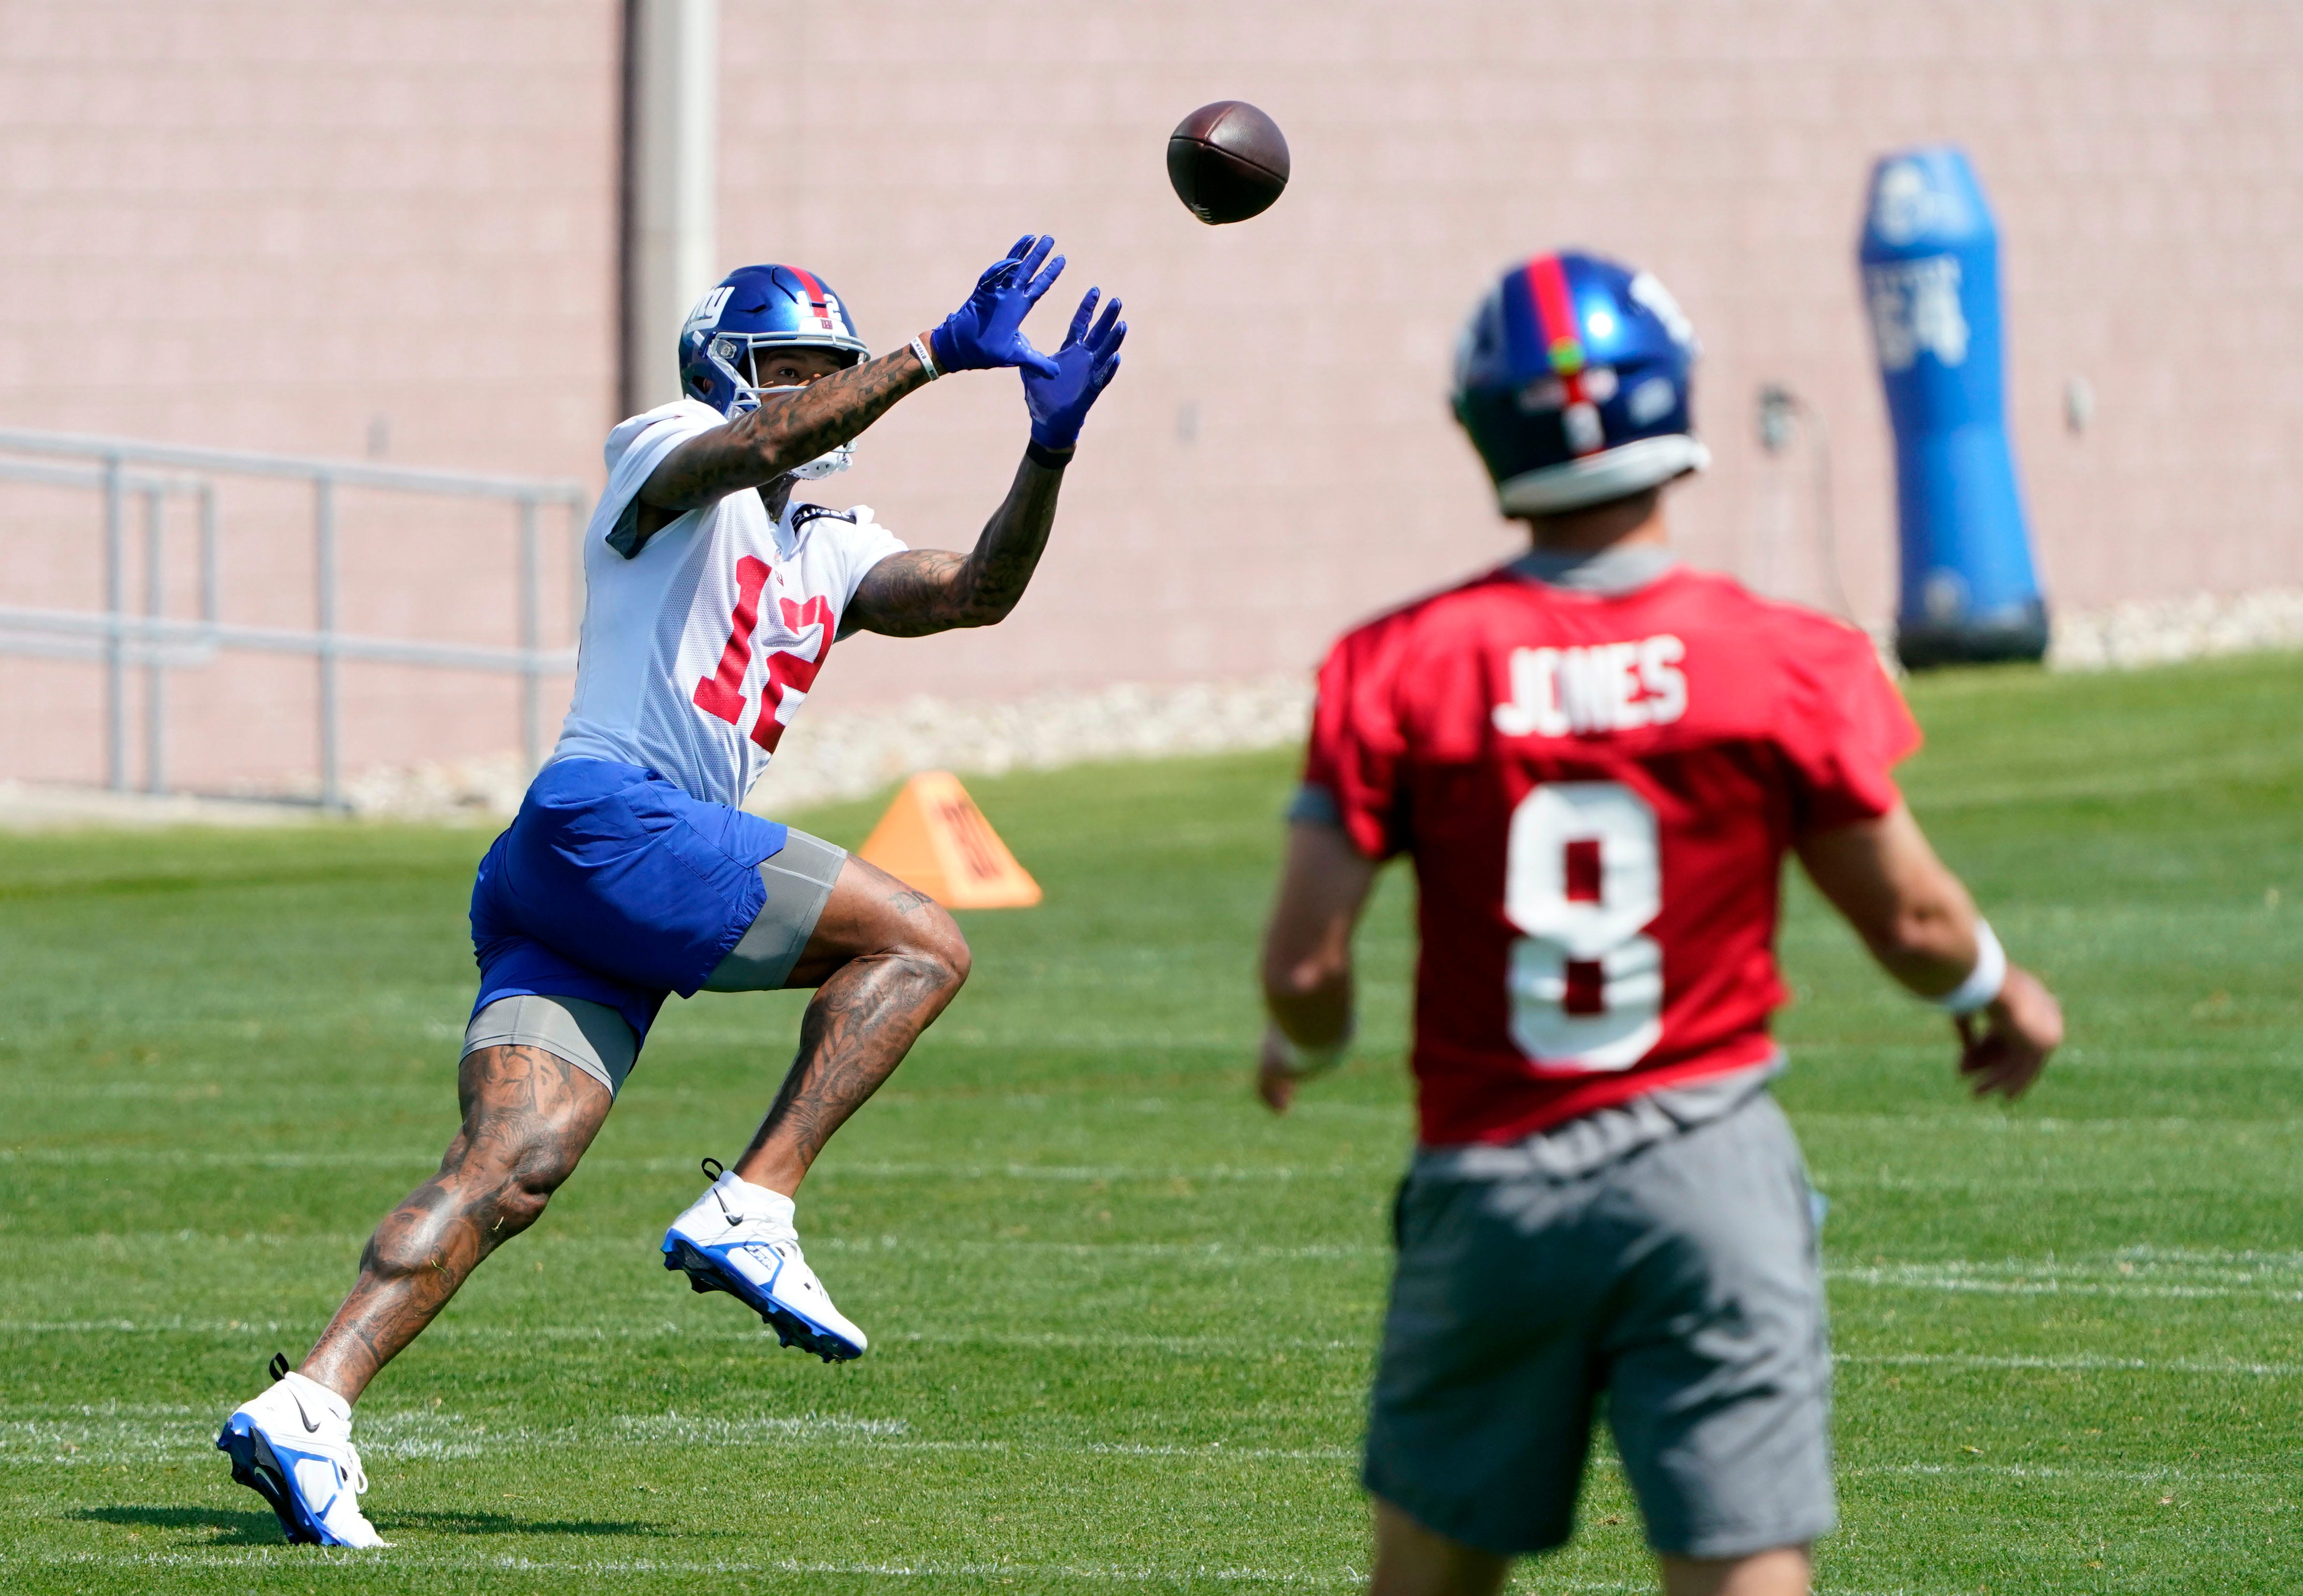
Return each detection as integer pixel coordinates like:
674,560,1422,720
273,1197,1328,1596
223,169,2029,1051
1629,271,1697,350
1627,375,1678,426
684,286,734,335
1453,250,1708,513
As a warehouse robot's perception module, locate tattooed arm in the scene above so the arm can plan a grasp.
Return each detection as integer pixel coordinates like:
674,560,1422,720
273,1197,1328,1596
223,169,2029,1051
844,452,1068,636
843,279,1124,636
627,342,935,546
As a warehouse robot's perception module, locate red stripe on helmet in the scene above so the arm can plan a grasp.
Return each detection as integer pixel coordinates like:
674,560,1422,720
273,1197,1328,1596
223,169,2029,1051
787,267,835,329
1525,254,1602,457
1525,255,1585,375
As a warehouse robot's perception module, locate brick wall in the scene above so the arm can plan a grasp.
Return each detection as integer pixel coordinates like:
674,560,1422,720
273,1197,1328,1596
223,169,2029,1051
0,0,619,787
4,0,2299,788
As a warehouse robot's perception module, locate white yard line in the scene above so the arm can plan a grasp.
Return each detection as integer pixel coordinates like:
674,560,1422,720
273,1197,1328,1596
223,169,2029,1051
1827,1263,2303,1301
0,1318,1366,1356
1793,1113,2303,1133
822,1237,1382,1260
822,1162,1373,1183
18,1230,2303,1293
2107,1243,2303,1268
0,1146,1379,1181
1839,1350,2303,1378
8,1408,2245,1484
0,1410,1360,1469
0,1548,2004,1596
7,1399,2267,1533
1810,1170,2290,1193
0,1146,439,1170
0,1230,1389,1264
8,1316,2289,1379
0,1548,1365,1585
1847,1460,2281,1485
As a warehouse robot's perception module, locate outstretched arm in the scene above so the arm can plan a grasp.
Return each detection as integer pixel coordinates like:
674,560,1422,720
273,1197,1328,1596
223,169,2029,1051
631,236,1072,545
1255,819,1380,1114
847,285,1126,637
846,454,1066,636
1796,802,2063,1099
640,345,932,522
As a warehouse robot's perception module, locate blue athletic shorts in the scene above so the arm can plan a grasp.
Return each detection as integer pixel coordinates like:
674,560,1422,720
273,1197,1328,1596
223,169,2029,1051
468,758,789,1046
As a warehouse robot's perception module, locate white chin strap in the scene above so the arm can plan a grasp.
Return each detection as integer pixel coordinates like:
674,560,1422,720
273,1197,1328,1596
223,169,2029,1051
735,385,856,480
1498,434,1708,515
787,444,852,479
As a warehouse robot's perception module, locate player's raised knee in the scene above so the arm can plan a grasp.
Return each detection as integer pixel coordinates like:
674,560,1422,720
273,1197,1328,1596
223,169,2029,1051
900,899,971,993
488,1157,571,1234
817,852,972,990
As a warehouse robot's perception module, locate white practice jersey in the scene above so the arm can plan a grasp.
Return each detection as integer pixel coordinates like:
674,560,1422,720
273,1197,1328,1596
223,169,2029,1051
553,400,906,808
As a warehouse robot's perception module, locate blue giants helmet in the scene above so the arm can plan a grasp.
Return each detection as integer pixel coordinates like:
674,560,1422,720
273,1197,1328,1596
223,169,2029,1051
1451,251,1709,515
679,263,869,416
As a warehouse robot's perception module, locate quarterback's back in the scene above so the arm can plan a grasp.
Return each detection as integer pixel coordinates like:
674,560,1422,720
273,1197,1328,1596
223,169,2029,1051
1261,251,2056,1590
1303,555,1918,1145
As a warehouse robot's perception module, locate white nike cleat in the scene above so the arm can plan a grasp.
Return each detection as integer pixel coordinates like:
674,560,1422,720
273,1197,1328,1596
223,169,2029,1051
661,1160,868,1362
215,1358,389,1548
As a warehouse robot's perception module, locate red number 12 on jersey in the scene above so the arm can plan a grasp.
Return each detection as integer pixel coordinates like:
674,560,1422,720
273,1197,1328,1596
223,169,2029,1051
691,555,833,753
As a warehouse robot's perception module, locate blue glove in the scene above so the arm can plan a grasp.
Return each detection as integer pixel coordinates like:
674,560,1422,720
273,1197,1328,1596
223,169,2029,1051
1021,287,1126,451
929,235,1064,378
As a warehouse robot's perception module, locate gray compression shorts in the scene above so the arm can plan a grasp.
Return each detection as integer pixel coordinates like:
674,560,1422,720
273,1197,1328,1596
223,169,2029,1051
700,828,847,994
460,993,640,1098
460,828,848,1097
1365,1087,1835,1561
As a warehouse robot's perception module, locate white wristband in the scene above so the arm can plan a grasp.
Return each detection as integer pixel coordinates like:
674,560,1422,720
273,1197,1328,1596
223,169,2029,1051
909,334,940,380
1267,1020,1353,1079
1930,920,2007,1016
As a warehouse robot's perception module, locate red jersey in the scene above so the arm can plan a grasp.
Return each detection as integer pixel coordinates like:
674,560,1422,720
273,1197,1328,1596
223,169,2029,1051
1303,560,1919,1146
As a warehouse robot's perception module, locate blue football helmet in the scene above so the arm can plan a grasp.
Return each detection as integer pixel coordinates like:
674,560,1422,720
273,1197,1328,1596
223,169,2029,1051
1452,251,1708,515
680,264,870,477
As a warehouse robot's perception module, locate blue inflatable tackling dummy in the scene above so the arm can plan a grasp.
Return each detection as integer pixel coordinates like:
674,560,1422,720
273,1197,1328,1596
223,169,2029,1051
1858,146,2048,668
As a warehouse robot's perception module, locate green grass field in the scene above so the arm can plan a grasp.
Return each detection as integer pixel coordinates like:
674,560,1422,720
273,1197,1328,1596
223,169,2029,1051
3,652,2300,1594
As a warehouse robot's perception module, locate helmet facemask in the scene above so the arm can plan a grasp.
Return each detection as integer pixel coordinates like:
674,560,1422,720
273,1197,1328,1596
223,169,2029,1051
716,335,865,480
679,265,872,477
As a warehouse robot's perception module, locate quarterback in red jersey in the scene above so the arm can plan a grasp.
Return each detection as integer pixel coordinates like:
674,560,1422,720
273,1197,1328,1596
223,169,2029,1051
1257,252,2061,1596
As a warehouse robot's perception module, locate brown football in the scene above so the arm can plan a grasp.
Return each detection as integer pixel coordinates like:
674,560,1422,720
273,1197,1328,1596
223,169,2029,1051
1167,101,1290,225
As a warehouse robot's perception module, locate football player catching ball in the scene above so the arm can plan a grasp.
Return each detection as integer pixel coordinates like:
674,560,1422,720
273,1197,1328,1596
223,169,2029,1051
1255,252,2061,1596
217,236,1123,1547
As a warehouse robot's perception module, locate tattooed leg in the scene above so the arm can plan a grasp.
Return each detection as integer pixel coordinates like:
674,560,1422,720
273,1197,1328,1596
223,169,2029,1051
732,855,970,1196
297,1043,614,1404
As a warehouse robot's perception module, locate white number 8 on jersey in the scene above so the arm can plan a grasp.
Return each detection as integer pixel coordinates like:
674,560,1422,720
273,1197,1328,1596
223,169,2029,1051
1503,782,1663,1071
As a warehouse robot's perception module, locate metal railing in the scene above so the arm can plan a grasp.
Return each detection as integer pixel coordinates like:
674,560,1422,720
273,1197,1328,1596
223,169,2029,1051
0,428,588,807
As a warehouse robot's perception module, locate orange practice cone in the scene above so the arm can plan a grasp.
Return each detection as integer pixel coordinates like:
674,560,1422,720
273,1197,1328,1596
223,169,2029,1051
855,771,1042,909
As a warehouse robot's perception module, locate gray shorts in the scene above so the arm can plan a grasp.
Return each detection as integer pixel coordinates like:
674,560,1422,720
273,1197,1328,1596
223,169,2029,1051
460,828,847,1098
1365,1089,1834,1560
699,829,848,994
